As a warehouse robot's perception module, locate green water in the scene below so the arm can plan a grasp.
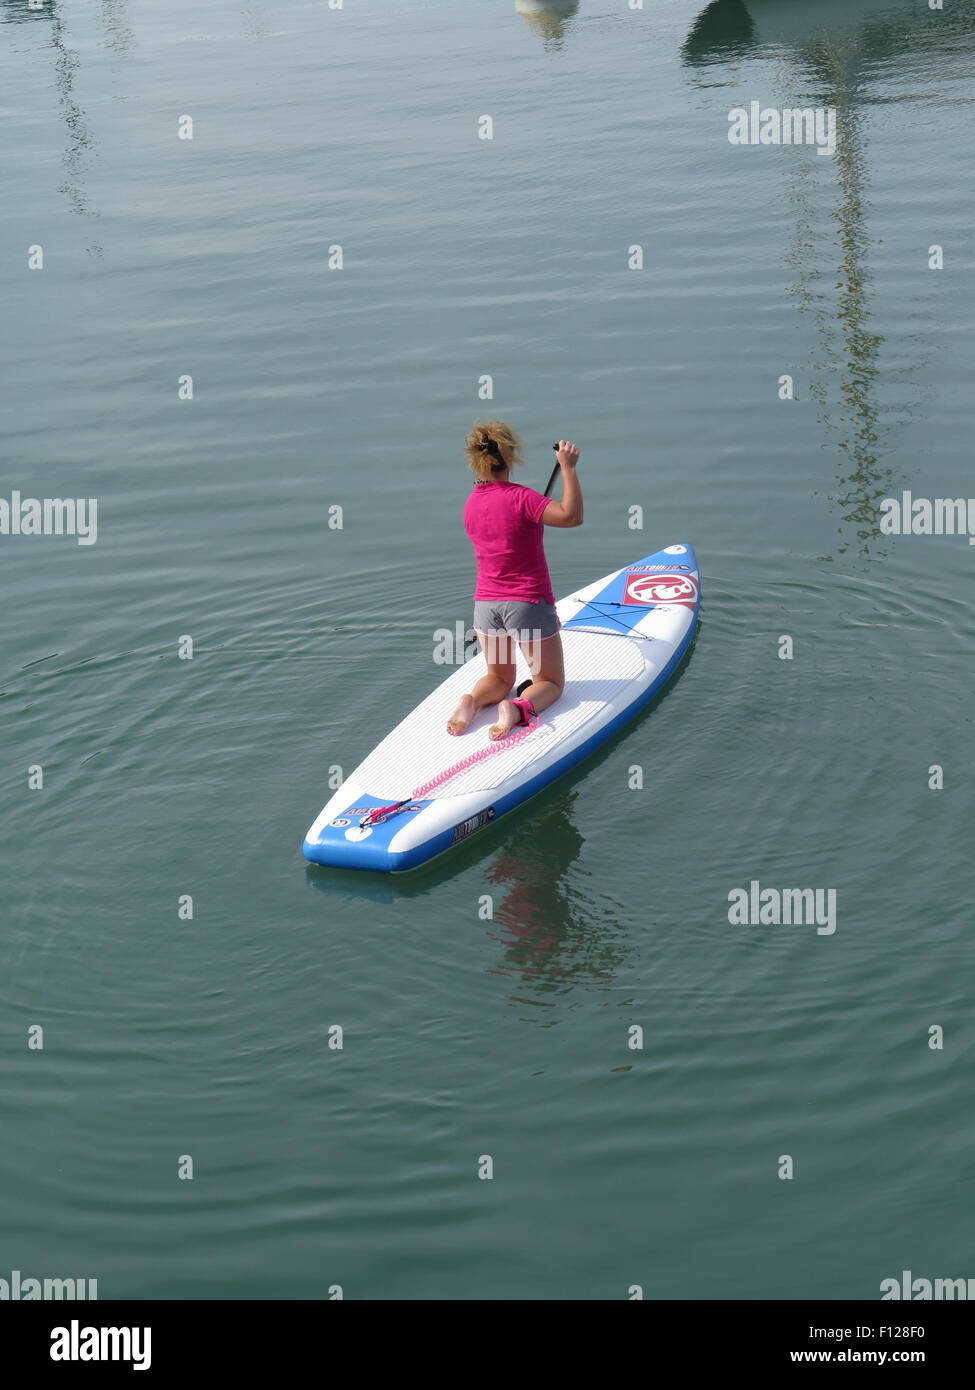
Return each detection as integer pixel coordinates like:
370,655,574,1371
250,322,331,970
2,0,973,1299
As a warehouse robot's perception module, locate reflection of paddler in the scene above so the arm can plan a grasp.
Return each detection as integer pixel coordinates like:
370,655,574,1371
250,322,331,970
515,0,579,41
487,799,585,976
484,795,628,993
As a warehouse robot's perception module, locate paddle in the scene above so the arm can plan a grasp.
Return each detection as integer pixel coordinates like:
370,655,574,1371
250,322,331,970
515,446,569,699
544,443,561,498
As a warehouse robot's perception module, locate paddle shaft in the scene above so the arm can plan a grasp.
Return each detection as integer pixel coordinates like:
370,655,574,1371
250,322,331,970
545,443,571,499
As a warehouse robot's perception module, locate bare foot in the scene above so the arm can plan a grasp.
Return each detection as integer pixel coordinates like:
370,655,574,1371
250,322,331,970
488,699,519,740
447,694,475,736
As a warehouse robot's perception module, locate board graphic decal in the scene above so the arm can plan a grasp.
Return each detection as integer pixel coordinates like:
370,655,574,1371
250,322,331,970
621,572,699,608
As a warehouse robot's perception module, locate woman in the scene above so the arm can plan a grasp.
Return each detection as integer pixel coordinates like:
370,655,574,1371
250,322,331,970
447,422,583,740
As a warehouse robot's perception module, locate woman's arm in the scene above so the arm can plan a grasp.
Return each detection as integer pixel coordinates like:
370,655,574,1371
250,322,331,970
542,441,583,527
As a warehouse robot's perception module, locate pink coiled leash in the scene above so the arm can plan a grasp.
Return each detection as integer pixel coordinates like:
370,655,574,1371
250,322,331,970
360,714,540,827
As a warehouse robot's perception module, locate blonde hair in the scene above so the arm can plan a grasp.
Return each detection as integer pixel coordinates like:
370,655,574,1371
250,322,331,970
465,420,524,482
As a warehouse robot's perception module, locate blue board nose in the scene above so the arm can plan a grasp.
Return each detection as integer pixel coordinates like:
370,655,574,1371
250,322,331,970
563,544,700,634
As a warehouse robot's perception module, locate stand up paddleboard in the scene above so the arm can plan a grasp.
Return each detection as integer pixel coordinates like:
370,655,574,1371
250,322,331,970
303,543,700,872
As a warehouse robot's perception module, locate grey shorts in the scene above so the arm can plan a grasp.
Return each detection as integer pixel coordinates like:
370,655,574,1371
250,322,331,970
473,597,561,643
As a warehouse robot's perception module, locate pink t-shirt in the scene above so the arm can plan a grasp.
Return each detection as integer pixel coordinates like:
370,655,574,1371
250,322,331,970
464,481,554,603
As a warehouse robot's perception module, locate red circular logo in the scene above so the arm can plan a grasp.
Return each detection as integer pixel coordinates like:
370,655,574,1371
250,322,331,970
623,572,698,608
